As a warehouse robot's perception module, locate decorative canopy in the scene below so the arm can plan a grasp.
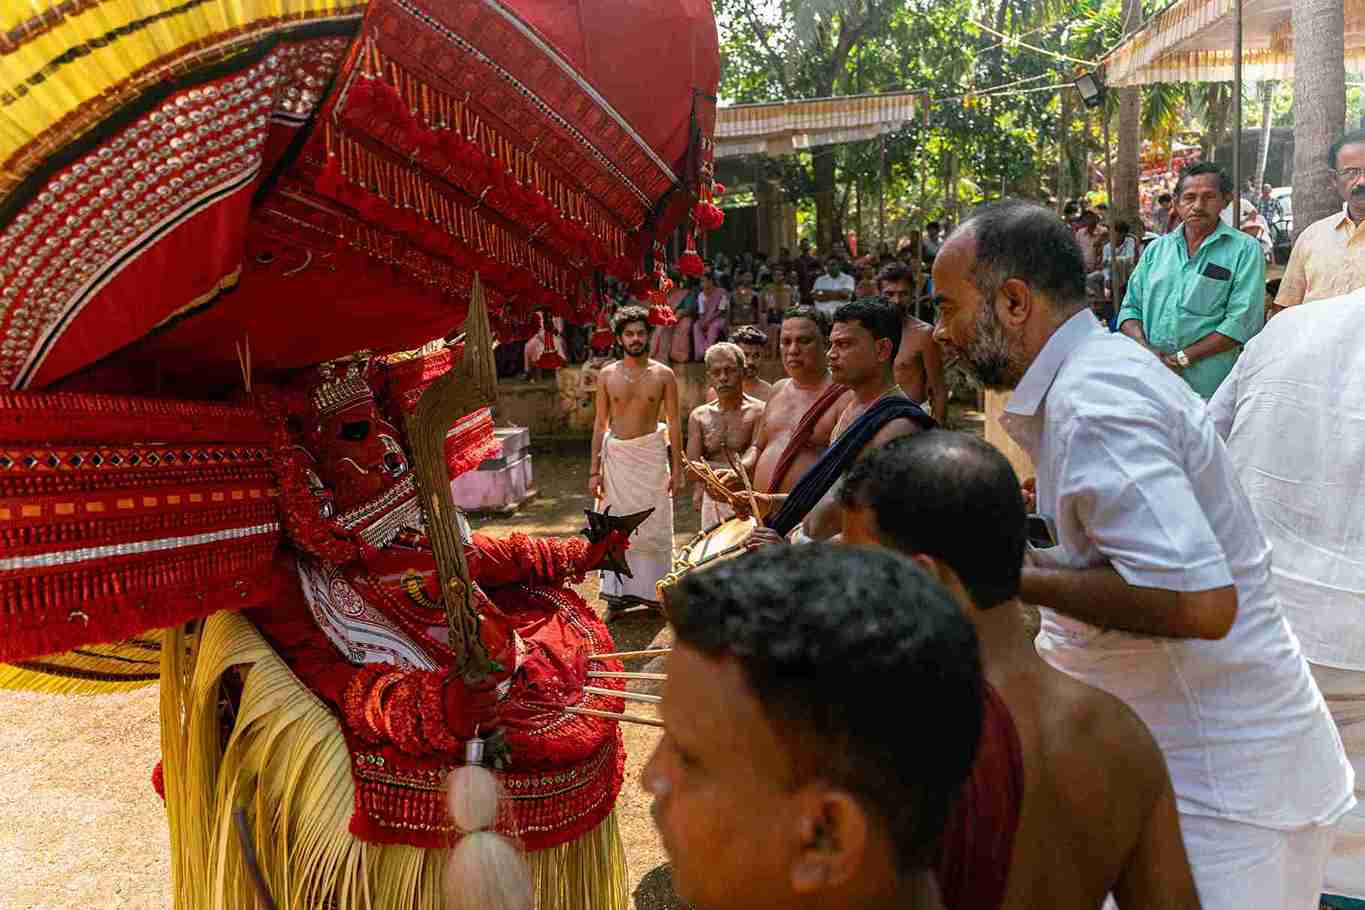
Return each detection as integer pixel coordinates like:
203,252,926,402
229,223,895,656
714,90,920,159
0,0,718,396
1104,0,1365,86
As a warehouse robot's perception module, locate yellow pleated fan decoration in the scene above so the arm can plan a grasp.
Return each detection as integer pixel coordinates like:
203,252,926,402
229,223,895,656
0,634,164,695
160,610,628,910
0,0,367,197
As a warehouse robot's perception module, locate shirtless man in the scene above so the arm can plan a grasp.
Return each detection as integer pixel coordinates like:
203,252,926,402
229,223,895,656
879,263,947,423
841,432,1199,910
688,343,764,527
739,305,852,495
590,304,682,610
705,325,773,404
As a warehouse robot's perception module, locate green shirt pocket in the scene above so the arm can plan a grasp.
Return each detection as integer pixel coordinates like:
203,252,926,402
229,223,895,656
1183,270,1231,316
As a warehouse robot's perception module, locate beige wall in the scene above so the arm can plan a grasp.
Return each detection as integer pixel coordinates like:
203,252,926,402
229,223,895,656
494,360,786,438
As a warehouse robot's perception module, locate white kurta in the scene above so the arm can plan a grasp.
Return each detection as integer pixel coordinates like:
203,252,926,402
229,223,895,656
1004,309,1353,909
1210,289,1365,898
597,425,674,607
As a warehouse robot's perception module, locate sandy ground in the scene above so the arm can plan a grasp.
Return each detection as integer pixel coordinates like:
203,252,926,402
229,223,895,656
0,441,693,910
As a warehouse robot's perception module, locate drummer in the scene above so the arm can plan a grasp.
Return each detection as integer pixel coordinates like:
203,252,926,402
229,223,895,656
687,343,764,527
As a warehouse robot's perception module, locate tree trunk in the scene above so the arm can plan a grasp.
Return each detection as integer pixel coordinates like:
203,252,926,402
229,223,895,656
813,148,838,254
1292,0,1346,237
946,150,960,224
1201,85,1232,163
1114,0,1143,227
1255,81,1277,186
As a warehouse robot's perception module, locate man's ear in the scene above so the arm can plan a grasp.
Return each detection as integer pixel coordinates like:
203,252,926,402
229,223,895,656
910,554,972,607
876,337,894,364
790,788,871,895
996,277,1035,330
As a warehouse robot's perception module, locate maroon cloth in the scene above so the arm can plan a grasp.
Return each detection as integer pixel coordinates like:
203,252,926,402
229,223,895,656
936,683,1024,910
764,381,848,493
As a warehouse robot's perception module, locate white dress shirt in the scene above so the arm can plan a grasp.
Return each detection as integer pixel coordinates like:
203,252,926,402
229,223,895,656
811,273,856,316
1210,288,1365,672
1004,308,1352,828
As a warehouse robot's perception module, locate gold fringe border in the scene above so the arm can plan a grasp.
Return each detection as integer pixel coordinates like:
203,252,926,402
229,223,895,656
0,636,163,695
162,611,628,910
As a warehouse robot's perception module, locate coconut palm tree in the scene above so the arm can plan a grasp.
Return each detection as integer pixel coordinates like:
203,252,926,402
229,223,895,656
1292,0,1346,236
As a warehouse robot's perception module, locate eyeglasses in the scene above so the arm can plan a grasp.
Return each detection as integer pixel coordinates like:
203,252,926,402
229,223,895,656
1335,167,1365,182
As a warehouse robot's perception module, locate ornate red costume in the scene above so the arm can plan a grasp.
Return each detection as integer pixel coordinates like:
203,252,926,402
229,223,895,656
0,1,719,907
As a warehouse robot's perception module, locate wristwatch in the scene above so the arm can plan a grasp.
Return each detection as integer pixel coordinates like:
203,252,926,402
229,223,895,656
1175,349,1191,368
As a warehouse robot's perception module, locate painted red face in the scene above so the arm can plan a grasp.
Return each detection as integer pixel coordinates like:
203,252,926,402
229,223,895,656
312,396,410,514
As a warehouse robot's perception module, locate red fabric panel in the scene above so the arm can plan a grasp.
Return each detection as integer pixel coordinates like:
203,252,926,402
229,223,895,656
936,683,1024,910
513,0,719,171
28,181,256,390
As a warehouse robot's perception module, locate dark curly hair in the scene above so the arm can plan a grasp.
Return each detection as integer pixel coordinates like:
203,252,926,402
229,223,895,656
842,430,1024,610
611,304,653,338
664,544,983,873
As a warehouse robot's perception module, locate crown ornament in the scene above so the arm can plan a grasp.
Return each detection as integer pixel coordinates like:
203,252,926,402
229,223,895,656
311,353,374,417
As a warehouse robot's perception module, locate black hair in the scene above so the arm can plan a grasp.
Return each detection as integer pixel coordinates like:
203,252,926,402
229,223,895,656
1062,201,1079,216
877,263,916,287
926,220,942,231
1174,161,1233,198
841,431,1025,609
612,304,653,338
729,325,768,346
1114,220,1131,234
1329,128,1365,169
960,200,1087,313
1157,193,1172,205
833,296,903,362
781,304,832,337
665,545,983,873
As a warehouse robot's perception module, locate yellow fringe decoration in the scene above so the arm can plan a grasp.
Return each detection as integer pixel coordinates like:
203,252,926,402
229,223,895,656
161,611,629,910
0,635,164,695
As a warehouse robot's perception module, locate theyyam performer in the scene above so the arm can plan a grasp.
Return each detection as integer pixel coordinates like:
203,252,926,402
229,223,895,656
0,1,719,907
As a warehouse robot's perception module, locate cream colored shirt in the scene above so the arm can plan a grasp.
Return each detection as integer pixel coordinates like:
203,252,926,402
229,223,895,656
1275,204,1365,308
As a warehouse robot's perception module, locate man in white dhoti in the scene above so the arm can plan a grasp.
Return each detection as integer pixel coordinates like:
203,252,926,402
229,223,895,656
590,305,682,612
686,343,763,528
935,201,1353,909
1210,286,1365,905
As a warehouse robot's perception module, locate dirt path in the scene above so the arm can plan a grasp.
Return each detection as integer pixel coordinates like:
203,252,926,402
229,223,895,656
0,441,692,910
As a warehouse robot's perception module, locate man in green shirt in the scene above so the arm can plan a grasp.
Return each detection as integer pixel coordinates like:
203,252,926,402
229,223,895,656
1117,162,1265,399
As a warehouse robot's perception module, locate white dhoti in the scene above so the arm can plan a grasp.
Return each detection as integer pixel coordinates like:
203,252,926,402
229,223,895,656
1313,664,1365,900
598,425,674,608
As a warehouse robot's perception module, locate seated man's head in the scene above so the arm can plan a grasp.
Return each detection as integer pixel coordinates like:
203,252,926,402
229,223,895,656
730,325,768,373
647,545,983,910
704,342,746,399
840,431,1024,612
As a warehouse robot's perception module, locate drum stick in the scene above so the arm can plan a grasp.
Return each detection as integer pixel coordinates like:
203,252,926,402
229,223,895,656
590,649,671,660
724,447,760,518
566,706,663,728
588,670,667,681
583,685,663,704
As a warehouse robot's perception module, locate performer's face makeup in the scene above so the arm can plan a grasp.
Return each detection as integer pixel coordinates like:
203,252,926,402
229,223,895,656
644,644,804,908
779,317,825,377
314,398,409,512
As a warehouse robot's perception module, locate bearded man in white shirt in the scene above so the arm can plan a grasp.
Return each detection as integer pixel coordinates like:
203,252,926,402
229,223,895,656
1210,286,1365,904
932,200,1353,910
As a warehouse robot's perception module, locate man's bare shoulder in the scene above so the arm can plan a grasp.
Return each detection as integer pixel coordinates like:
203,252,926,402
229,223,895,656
647,359,678,378
689,401,716,421
1038,670,1168,806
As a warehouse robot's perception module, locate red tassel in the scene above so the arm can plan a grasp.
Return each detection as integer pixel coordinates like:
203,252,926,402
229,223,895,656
590,328,615,349
535,351,565,370
151,761,165,801
694,201,725,232
647,305,677,326
713,182,726,197
678,249,705,278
